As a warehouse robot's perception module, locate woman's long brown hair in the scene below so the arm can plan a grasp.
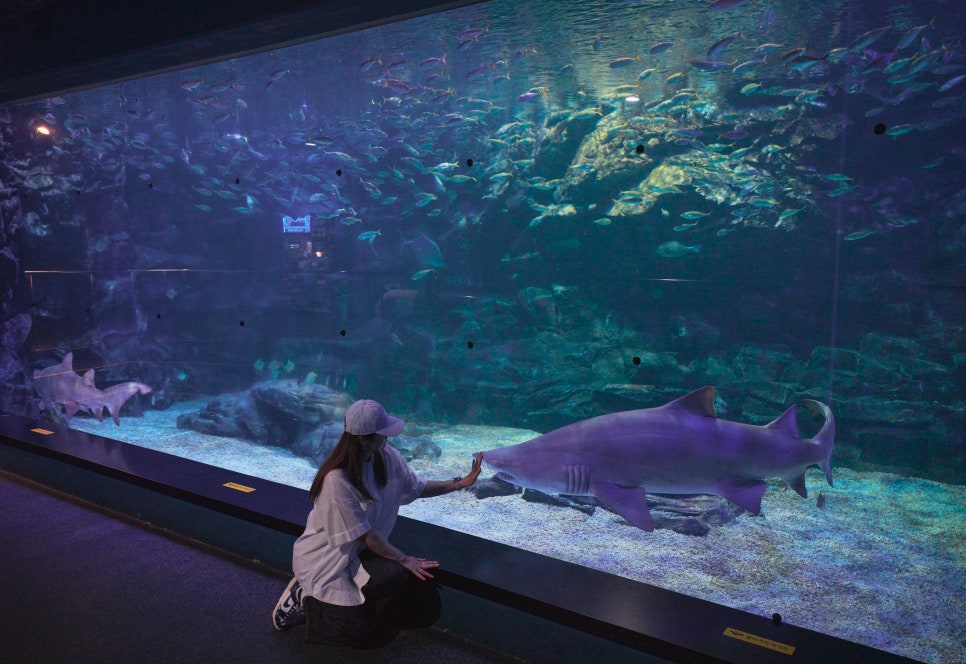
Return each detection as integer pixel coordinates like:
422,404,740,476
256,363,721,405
308,431,387,502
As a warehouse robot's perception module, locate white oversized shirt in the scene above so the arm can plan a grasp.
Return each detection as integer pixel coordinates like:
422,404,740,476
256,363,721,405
292,445,426,606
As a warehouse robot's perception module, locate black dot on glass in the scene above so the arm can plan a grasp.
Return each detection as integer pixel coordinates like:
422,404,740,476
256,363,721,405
156,313,161,319
465,158,474,167
635,145,644,154
873,123,886,135
148,182,153,189
235,177,240,185
772,613,782,625
340,329,346,336
336,169,342,176
632,356,641,365
239,320,245,327
466,340,474,349
75,190,81,196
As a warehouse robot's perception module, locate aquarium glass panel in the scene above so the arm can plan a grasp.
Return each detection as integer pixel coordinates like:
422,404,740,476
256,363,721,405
1,1,964,661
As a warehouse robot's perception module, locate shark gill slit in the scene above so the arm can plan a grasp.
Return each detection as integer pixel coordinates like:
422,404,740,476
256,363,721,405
567,465,589,494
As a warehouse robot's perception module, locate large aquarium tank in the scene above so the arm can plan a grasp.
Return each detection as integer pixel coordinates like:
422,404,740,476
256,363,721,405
1,0,964,661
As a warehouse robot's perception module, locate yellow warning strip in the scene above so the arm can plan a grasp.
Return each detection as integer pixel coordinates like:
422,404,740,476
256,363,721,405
30,428,54,435
223,482,256,493
723,627,795,655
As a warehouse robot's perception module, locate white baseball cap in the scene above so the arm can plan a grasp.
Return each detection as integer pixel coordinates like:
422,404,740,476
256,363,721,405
344,399,404,436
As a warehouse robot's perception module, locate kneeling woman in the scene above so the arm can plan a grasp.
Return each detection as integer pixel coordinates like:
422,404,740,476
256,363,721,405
273,399,482,648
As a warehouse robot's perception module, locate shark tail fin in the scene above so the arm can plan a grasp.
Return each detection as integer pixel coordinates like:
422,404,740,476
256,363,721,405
802,399,835,487
104,382,152,426
104,386,130,425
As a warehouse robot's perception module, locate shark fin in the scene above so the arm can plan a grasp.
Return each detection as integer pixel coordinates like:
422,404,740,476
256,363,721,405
65,402,80,419
663,386,716,418
802,399,835,487
784,472,808,498
106,398,123,426
715,481,767,514
102,382,151,425
62,352,74,370
82,369,96,387
765,404,799,437
593,482,655,531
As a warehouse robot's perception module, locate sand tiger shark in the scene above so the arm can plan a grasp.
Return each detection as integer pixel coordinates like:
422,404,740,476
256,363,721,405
480,386,834,531
33,353,152,425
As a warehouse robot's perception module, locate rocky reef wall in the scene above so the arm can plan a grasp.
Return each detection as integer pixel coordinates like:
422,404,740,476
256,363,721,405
0,178,34,417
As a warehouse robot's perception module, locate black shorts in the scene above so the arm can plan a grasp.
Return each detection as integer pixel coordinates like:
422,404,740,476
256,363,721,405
303,550,441,648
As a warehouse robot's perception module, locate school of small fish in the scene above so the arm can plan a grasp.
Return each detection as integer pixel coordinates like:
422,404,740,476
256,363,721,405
1,0,962,278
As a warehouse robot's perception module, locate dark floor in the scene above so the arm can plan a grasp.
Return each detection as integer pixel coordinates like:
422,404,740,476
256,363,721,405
0,471,520,664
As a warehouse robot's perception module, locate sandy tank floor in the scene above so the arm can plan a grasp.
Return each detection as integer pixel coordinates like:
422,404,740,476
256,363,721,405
72,402,966,664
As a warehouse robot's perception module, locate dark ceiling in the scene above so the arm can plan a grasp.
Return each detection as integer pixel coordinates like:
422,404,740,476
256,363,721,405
0,0,478,105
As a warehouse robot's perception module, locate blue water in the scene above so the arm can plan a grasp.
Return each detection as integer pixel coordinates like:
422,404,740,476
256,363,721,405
1,1,965,659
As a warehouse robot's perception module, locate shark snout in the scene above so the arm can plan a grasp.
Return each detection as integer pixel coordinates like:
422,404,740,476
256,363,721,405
480,449,523,485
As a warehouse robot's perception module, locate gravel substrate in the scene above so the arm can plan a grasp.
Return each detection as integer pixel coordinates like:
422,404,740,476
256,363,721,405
71,404,966,664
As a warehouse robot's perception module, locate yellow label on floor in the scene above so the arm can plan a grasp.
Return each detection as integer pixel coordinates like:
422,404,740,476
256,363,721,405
30,428,54,435
723,627,795,655
223,482,256,493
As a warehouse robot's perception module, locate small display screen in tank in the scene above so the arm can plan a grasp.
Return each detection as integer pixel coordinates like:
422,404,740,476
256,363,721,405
282,215,311,233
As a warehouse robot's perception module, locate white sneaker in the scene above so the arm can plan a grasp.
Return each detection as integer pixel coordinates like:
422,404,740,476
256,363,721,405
272,577,305,631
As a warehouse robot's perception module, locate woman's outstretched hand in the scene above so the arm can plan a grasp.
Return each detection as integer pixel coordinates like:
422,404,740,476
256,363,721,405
400,555,440,580
463,452,484,488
